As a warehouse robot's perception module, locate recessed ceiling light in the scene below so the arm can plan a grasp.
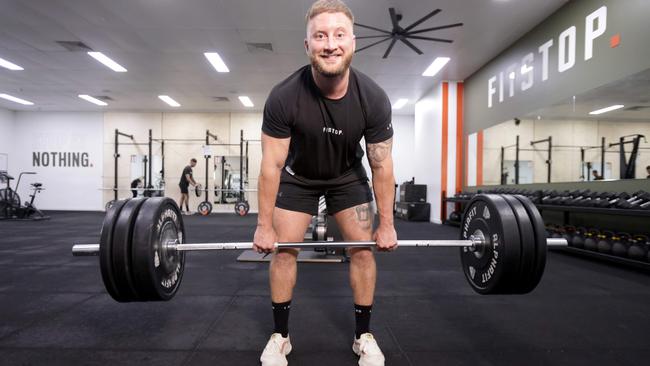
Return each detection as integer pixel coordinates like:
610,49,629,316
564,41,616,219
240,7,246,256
392,98,408,110
589,105,624,115
158,95,181,107
0,93,34,105
238,96,254,107
87,52,127,72
422,57,450,77
508,72,516,80
78,94,108,106
0,57,24,71
204,52,230,73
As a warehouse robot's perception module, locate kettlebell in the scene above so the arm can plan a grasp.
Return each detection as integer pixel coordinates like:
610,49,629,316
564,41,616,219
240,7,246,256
583,229,600,251
596,231,614,254
562,226,575,244
571,227,586,249
628,234,649,262
610,233,630,258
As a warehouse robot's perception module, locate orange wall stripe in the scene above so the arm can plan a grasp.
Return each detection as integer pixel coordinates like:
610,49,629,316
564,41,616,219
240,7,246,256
441,82,449,218
455,83,464,194
477,130,484,186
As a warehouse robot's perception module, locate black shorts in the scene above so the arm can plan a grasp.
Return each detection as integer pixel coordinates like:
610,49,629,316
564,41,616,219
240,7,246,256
275,179,373,216
179,184,189,194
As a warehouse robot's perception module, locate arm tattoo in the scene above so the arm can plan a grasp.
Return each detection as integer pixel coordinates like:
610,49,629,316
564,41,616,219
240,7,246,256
355,204,373,230
367,138,393,169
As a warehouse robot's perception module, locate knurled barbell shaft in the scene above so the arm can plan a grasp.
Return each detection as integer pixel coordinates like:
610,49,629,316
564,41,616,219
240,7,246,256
71,238,568,256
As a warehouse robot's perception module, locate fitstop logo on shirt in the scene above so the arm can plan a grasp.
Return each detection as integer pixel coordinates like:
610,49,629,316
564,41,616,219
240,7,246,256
322,127,343,136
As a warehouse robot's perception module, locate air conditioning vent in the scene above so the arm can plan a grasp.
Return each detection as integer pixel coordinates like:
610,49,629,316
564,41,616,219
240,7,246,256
624,105,650,111
246,42,273,53
56,41,93,52
212,97,230,102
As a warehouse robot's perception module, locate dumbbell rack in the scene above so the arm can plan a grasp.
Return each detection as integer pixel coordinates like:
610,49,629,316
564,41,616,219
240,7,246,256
538,204,650,271
447,197,650,271
560,246,650,272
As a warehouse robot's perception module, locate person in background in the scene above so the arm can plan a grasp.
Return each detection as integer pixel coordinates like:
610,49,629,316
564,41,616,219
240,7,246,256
178,159,198,213
130,177,143,198
592,169,604,180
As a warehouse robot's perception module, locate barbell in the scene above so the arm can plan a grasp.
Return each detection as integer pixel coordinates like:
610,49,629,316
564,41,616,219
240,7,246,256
71,194,566,302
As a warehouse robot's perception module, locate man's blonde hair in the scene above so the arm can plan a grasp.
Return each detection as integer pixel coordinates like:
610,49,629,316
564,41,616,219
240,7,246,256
305,0,354,24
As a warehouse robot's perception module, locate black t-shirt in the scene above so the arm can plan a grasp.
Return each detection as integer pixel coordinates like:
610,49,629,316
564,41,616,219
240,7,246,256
262,65,393,186
179,166,192,186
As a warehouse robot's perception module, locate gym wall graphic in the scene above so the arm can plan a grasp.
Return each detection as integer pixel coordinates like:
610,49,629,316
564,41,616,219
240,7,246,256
32,151,93,168
13,112,103,211
463,0,650,133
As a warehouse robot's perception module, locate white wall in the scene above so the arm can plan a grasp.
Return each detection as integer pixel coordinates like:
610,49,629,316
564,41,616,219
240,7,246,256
13,112,104,210
414,86,443,223
0,108,14,173
391,114,416,185
360,114,415,186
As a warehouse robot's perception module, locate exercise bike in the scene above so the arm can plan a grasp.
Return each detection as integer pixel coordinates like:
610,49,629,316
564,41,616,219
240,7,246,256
0,171,49,220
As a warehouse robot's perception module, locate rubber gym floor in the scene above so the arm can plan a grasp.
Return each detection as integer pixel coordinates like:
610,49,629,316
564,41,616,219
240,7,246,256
1,211,649,366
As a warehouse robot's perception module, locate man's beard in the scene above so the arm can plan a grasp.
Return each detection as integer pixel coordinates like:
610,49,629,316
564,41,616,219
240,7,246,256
310,52,353,77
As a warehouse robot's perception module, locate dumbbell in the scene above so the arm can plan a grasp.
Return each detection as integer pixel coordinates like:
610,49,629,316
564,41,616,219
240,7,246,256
615,191,648,209
565,190,591,206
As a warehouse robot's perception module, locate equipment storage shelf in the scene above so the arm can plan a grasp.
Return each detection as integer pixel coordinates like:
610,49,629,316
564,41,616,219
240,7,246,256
536,204,650,218
556,246,650,272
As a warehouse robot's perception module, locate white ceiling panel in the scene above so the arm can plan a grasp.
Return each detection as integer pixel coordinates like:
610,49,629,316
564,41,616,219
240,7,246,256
0,0,570,114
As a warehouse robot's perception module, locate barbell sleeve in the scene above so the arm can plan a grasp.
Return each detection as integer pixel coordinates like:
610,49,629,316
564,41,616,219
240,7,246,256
71,238,567,256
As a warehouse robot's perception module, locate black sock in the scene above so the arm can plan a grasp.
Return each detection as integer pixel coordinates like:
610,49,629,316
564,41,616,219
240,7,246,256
354,304,372,339
272,300,291,337
185,204,189,211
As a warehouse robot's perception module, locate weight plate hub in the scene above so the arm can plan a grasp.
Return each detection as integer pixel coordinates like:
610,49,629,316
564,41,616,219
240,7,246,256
131,197,186,301
198,201,212,216
235,201,250,216
459,194,521,295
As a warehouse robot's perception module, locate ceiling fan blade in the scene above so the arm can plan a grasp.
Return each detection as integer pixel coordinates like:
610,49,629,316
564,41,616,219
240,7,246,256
354,23,392,34
405,35,453,43
388,8,400,29
399,38,423,55
382,38,398,59
406,23,464,35
355,36,393,53
403,9,441,32
356,35,393,40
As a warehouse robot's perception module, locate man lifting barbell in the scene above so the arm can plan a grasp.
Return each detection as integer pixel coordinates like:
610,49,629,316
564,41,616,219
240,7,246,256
253,1,396,364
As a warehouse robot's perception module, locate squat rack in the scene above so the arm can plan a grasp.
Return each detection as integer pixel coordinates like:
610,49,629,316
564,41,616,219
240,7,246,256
112,129,149,201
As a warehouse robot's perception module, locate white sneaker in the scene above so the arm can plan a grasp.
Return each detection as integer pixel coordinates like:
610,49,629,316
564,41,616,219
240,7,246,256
260,333,292,366
352,333,385,366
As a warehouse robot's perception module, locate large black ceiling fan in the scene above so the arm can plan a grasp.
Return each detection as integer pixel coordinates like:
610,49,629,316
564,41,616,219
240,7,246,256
354,8,463,58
